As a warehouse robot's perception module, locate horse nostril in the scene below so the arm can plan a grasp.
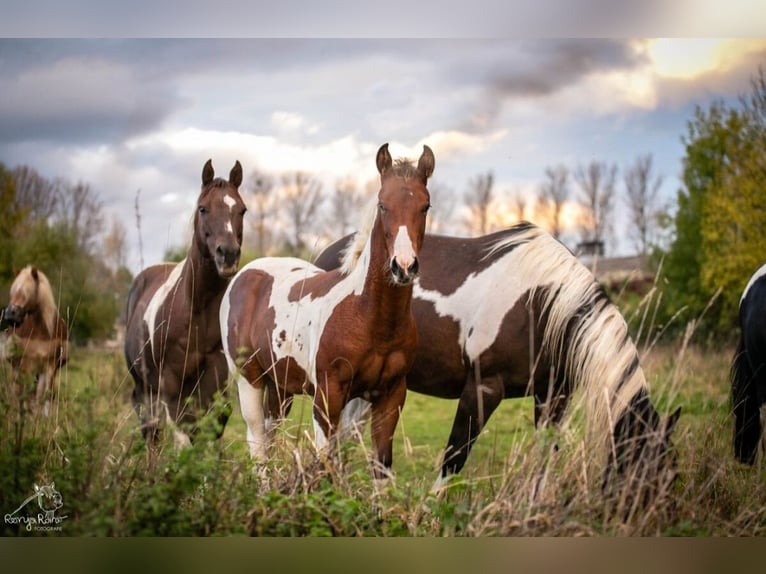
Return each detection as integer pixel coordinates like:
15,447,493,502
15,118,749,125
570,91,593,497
409,257,419,276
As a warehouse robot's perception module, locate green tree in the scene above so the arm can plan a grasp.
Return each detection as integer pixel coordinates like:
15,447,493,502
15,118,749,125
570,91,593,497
658,67,766,339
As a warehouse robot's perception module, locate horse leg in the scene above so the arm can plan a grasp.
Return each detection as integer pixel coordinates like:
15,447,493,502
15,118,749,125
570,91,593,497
369,376,407,491
238,376,269,461
159,373,193,448
435,372,503,488
732,335,764,464
533,367,568,428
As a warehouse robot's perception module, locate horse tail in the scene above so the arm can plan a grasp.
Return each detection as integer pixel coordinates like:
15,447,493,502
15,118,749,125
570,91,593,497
732,329,762,465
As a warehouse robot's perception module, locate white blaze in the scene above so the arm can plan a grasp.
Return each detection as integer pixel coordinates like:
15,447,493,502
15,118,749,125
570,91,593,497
392,225,415,270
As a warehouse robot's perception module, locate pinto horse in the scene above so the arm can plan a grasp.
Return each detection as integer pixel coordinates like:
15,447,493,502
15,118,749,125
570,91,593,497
221,143,434,486
732,263,766,464
315,222,681,490
124,159,246,446
1,266,69,415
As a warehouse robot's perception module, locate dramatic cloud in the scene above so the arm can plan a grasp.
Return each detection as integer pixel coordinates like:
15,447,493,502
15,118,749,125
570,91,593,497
0,38,761,271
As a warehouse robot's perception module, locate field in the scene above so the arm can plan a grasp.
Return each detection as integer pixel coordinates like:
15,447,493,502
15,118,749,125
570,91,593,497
2,335,766,537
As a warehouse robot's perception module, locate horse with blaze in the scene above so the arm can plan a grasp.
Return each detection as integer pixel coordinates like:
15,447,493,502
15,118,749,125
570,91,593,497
124,159,246,445
1,265,69,415
220,143,434,487
315,222,681,494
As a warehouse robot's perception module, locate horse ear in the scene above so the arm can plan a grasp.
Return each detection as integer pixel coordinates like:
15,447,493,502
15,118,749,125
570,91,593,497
31,267,39,282
229,161,243,188
376,143,392,177
417,145,435,184
202,159,215,186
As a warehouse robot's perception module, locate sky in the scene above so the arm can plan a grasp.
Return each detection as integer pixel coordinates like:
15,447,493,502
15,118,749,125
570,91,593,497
1,36,765,272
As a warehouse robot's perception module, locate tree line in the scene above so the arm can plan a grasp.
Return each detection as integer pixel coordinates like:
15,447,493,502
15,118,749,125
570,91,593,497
3,66,765,344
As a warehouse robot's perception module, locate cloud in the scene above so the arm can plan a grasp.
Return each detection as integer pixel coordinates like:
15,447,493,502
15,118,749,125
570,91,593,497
0,52,181,144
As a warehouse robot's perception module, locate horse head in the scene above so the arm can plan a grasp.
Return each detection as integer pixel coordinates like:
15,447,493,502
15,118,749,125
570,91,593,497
375,143,434,285
195,159,246,279
5,266,43,327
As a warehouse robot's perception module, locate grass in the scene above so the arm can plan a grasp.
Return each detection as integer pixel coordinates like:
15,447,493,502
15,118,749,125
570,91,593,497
2,334,766,536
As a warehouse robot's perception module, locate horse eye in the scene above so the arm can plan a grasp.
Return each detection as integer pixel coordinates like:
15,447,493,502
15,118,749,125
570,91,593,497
198,205,208,214
422,203,431,214
378,203,387,213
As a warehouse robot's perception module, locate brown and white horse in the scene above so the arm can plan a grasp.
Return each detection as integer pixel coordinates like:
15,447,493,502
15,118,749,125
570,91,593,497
220,143,434,486
1,266,69,415
124,159,246,446
315,222,681,493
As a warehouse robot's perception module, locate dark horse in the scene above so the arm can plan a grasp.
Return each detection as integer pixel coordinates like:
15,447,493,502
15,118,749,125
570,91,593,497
124,159,246,446
1,266,69,415
732,263,766,464
221,143,434,488
315,223,680,490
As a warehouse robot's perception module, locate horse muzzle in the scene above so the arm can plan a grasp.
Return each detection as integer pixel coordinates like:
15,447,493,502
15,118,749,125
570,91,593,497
215,245,241,279
2,305,26,327
390,256,419,285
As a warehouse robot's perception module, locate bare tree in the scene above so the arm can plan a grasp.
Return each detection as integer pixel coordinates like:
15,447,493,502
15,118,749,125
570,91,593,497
463,171,494,235
57,181,105,254
329,176,370,236
102,215,128,272
11,165,61,223
574,160,617,253
624,153,663,256
281,171,324,253
246,170,275,256
536,165,570,240
426,181,457,233
510,187,527,222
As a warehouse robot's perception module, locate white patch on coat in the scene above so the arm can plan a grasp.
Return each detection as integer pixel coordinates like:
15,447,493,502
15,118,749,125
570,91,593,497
143,259,186,357
417,227,647,455
223,194,237,210
741,263,766,305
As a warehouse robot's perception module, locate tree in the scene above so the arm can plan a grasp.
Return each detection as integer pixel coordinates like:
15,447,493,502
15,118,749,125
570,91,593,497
658,101,739,337
245,170,275,257
328,177,370,237
624,154,663,256
280,171,324,254
463,171,494,235
536,165,570,241
510,188,527,222
426,181,457,233
658,68,766,339
574,160,617,253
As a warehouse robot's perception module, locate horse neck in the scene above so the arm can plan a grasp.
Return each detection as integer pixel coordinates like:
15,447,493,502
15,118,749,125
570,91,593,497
25,302,57,338
184,243,228,309
356,216,415,329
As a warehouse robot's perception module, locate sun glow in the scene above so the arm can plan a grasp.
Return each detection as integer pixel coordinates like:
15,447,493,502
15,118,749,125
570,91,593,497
648,39,723,79
647,39,766,80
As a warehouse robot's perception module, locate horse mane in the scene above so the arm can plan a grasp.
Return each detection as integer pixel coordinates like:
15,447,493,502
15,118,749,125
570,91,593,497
339,158,419,275
487,223,649,454
11,266,59,336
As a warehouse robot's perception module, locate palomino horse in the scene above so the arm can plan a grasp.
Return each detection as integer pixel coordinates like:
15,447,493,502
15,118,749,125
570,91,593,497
315,222,681,491
732,263,766,464
1,266,69,415
124,159,246,446
221,143,434,486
